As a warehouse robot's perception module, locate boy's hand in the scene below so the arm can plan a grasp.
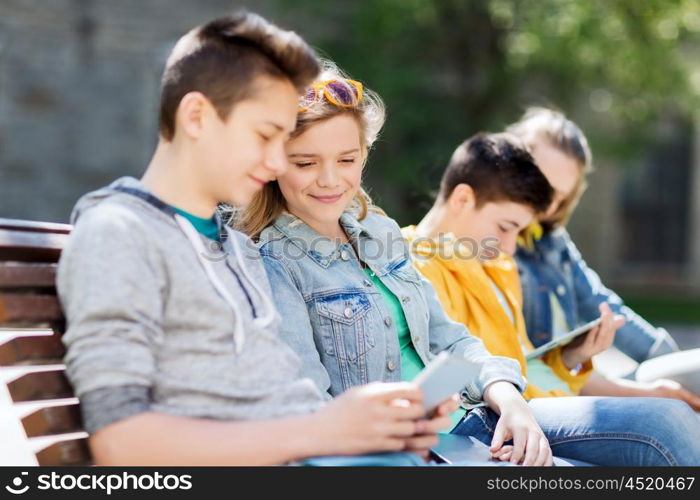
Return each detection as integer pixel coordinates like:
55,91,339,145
313,382,427,456
561,302,624,369
404,394,459,458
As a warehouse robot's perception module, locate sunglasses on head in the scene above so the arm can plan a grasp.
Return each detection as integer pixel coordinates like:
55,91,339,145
298,79,364,112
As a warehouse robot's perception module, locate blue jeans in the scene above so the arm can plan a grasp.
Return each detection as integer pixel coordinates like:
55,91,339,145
452,396,700,466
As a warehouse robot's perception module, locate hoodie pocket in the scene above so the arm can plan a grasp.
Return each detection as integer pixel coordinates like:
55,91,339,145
315,293,375,362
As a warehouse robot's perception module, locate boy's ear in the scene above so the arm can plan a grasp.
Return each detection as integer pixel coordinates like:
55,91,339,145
447,183,477,213
175,91,211,140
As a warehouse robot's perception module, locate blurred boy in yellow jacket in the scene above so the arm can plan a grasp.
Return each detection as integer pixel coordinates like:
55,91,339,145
403,132,623,399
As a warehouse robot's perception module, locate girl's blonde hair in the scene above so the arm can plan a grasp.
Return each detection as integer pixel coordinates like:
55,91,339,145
506,107,593,230
235,60,386,239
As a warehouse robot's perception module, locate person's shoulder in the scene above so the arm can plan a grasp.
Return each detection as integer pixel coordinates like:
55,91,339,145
226,225,254,246
72,198,153,243
532,226,570,252
225,227,261,259
547,226,571,242
256,222,287,255
542,227,579,256
360,210,402,236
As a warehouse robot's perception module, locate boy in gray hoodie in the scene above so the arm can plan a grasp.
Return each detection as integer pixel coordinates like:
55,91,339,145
57,11,457,465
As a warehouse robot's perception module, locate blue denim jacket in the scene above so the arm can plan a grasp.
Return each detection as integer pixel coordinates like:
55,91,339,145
515,228,678,363
258,211,525,403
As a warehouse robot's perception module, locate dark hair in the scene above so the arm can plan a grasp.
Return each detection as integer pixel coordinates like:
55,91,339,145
438,132,553,213
158,10,319,141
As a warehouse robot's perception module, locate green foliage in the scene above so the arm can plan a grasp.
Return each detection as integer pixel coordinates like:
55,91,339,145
623,294,700,325
277,0,700,223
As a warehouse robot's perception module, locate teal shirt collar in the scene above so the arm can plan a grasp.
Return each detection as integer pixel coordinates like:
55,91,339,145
171,206,220,241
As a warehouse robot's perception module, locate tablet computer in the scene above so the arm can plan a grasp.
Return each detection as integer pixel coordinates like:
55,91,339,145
525,317,602,360
411,351,482,413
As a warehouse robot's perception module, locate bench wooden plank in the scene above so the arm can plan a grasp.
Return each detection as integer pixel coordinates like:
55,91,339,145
0,294,63,323
0,229,68,263
7,368,73,402
22,400,83,437
0,331,65,365
31,434,90,466
0,218,72,234
13,396,81,419
0,263,57,288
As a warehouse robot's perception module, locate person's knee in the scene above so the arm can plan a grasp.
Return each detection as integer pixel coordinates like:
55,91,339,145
660,398,697,428
643,398,698,455
646,397,694,422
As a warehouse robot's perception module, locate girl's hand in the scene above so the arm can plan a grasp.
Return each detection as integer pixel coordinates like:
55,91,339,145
313,382,426,456
483,381,553,466
646,379,700,412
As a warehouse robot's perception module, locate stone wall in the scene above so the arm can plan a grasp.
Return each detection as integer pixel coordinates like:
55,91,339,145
0,0,279,221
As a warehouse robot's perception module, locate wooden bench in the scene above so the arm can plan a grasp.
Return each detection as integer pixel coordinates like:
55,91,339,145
0,218,91,466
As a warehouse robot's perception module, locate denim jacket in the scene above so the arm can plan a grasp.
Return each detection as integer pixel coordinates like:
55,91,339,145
515,228,678,363
258,211,525,404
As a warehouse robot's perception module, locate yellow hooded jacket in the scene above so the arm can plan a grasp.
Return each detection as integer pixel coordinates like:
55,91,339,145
402,226,591,399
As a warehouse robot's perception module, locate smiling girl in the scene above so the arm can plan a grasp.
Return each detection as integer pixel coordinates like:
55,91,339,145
238,63,570,466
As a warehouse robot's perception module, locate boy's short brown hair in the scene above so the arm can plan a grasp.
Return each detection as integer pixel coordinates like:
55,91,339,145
159,10,319,141
438,132,553,214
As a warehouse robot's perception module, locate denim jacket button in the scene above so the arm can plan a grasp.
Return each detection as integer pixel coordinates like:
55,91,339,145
387,360,396,371
341,250,350,261
363,280,372,287
556,285,566,296
401,296,410,303
343,307,353,318
384,317,392,327
413,336,420,344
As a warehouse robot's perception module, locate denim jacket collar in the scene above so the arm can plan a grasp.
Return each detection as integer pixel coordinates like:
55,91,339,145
518,226,569,258
271,211,379,269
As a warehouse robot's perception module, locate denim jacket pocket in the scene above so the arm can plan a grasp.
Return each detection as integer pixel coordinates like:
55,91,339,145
315,293,375,362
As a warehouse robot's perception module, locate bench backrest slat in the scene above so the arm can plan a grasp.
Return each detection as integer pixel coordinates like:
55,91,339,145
34,437,90,466
0,294,64,323
8,369,74,402
0,229,69,263
0,218,72,234
0,263,57,288
0,333,66,364
22,401,83,437
0,219,89,466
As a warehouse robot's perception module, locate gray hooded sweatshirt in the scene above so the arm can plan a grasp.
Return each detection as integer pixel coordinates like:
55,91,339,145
58,177,324,433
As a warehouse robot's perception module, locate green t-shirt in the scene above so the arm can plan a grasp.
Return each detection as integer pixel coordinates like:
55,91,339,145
171,206,220,241
363,268,465,429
